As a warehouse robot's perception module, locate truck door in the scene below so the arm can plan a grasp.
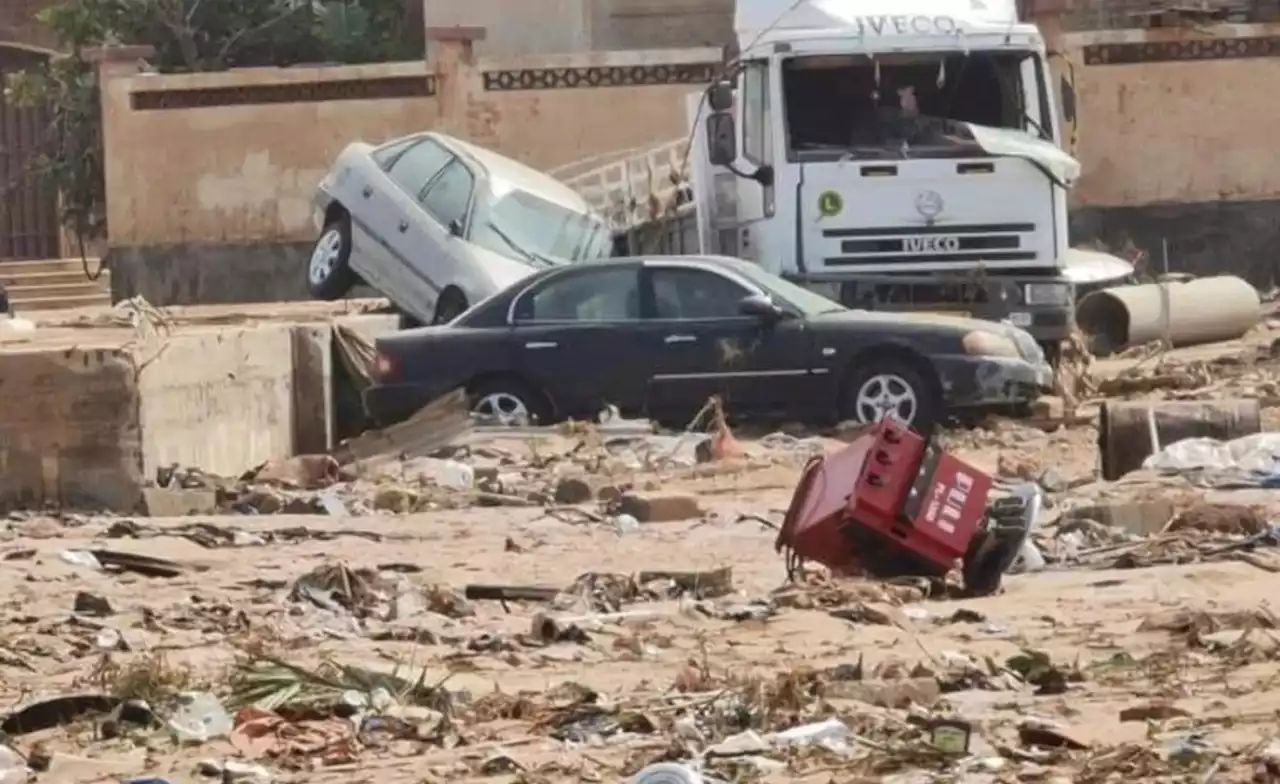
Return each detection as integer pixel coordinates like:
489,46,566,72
686,92,736,256
731,60,774,261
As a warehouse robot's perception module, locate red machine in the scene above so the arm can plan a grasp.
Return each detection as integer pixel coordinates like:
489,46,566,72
776,419,1028,596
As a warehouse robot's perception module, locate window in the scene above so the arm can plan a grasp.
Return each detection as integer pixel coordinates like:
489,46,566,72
471,189,610,262
421,160,475,230
514,268,638,323
651,268,752,320
781,51,1035,160
741,60,771,165
372,136,422,168
386,139,452,196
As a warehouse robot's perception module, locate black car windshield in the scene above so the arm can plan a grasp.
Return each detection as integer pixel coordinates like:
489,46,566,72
471,188,610,263
727,262,847,317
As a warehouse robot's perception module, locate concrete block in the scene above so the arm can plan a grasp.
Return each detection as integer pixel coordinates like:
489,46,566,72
141,487,218,516
617,492,703,523
1064,499,1176,536
137,325,294,480
291,325,333,454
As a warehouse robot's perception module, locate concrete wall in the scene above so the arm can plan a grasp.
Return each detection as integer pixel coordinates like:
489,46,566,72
0,344,142,512
423,0,733,55
0,313,398,512
97,34,717,306
137,326,296,480
1065,24,1280,285
0,0,56,51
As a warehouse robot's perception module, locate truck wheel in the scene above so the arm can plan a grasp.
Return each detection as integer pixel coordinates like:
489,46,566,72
307,217,356,300
841,358,941,437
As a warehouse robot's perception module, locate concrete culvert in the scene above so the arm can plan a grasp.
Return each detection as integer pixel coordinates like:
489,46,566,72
1075,275,1261,354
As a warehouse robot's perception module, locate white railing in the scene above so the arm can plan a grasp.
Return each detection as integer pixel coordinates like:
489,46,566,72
558,138,693,233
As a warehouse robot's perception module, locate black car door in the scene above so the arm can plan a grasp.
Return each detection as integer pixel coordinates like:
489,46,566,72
509,264,654,419
642,263,814,420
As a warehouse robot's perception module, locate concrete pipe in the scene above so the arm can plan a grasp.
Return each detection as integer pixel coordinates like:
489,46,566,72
1075,276,1261,353
1097,399,1261,481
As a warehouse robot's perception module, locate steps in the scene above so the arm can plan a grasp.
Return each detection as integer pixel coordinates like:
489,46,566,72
0,258,111,312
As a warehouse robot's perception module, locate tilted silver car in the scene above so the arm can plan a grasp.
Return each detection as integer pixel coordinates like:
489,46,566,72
307,132,614,326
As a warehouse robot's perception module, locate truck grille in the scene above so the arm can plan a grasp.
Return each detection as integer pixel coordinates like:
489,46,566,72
823,223,1038,266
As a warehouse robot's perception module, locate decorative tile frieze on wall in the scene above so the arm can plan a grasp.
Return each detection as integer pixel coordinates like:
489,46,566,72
481,62,718,91
130,75,436,110
1083,35,1280,65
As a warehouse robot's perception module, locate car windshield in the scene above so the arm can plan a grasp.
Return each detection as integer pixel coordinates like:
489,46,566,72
471,188,611,263
728,262,847,317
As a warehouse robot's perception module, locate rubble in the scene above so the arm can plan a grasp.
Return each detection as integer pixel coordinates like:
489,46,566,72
2,324,1280,783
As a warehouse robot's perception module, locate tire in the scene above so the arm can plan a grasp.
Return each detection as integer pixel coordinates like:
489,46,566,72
840,357,941,437
432,289,468,325
468,378,553,426
307,217,356,300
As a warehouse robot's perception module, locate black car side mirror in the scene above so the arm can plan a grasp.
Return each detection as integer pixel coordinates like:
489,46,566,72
448,219,463,237
739,294,783,321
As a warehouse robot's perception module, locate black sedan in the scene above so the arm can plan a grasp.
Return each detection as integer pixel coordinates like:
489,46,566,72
365,255,1053,433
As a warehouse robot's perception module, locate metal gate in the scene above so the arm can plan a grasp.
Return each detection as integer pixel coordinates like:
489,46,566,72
0,47,60,261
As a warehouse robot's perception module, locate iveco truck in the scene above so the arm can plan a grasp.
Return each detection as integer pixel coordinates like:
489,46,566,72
568,0,1134,358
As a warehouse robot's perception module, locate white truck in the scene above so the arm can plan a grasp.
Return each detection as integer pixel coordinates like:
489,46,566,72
563,0,1134,359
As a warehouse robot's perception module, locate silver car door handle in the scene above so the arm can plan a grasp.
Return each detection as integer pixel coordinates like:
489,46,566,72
361,186,372,198
398,219,409,232
525,341,557,349
664,334,696,344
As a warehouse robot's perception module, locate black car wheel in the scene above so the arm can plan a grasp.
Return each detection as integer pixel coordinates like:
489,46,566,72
469,378,552,426
307,217,356,300
432,288,468,325
841,357,941,436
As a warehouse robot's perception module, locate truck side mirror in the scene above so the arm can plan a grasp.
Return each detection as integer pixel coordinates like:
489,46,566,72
706,113,737,166
707,81,733,112
1059,73,1077,126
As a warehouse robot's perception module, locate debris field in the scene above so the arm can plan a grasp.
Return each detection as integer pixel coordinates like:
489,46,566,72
5,308,1280,783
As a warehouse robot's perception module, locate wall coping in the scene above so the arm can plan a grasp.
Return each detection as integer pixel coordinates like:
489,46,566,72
426,26,487,42
116,60,431,92
1066,22,1280,46
478,46,723,72
82,44,155,62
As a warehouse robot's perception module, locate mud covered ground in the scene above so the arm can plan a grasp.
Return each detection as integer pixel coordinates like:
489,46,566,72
3,307,1280,783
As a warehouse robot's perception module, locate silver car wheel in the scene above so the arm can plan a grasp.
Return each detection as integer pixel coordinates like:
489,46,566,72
308,228,343,286
853,373,918,425
474,392,530,425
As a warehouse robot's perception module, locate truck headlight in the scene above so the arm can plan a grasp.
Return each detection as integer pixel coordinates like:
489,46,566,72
1024,282,1071,306
962,330,1021,358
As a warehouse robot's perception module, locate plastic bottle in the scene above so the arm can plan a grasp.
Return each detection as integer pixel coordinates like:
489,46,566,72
631,762,703,783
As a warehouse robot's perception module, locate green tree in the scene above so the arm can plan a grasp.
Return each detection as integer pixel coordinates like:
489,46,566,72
3,0,418,254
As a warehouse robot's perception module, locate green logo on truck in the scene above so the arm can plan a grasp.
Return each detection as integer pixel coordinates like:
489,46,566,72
817,191,843,217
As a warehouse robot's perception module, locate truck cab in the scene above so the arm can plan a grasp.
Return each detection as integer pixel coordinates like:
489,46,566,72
687,0,1133,354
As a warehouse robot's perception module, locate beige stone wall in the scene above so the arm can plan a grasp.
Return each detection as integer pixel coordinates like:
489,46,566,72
99,60,441,246
97,39,717,247
589,0,734,50
422,0,732,54
0,0,56,51
1065,24,1280,208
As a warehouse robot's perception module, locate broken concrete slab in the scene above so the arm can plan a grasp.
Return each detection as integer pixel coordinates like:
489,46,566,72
1063,499,1176,536
141,487,218,517
617,492,704,523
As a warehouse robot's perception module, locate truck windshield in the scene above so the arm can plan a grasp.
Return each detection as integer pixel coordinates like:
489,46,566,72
782,51,1047,161
471,189,611,263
